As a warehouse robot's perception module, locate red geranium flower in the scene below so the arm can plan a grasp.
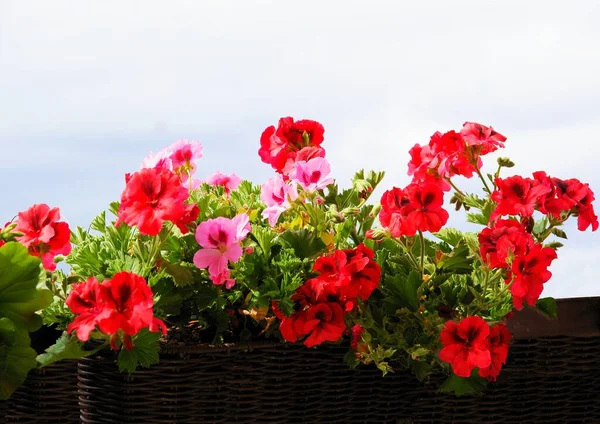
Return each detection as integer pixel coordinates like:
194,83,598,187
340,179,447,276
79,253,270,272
478,324,512,381
402,183,449,236
341,244,381,302
259,117,325,174
300,302,346,348
66,278,111,342
172,203,200,234
118,167,190,236
478,219,534,268
408,130,476,185
66,272,167,350
351,324,365,350
379,187,411,237
460,122,507,155
576,186,599,232
507,243,558,310
14,203,72,271
439,316,491,377
491,175,551,219
97,271,167,337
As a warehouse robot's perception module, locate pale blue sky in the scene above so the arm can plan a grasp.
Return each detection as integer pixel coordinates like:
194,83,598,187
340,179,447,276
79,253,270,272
1,0,599,297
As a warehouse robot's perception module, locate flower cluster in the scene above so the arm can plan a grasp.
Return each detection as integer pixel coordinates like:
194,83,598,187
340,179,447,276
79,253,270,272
1,203,72,271
275,244,380,347
439,316,511,380
259,117,325,175
193,214,251,288
6,115,593,398
66,271,166,350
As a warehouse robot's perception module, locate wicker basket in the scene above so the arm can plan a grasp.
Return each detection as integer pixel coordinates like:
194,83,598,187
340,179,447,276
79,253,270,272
3,297,600,423
76,334,600,424
4,360,79,424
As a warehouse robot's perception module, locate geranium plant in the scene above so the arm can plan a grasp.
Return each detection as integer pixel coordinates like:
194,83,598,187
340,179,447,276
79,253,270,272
2,118,597,398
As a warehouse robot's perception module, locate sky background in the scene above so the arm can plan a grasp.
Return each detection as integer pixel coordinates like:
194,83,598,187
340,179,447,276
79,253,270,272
1,0,598,298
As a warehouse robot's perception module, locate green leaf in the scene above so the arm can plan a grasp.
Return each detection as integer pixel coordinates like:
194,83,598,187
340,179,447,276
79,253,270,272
384,271,422,312
194,284,219,309
0,242,50,332
90,211,107,233
545,241,564,250
536,297,558,319
36,332,97,367
439,373,487,396
117,329,161,373
410,360,433,382
551,228,568,239
0,318,37,400
533,217,549,236
163,262,195,287
279,229,326,259
433,228,464,247
250,227,278,259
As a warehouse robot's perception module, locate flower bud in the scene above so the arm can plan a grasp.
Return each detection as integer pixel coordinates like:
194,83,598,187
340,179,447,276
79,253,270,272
365,228,387,241
497,157,515,168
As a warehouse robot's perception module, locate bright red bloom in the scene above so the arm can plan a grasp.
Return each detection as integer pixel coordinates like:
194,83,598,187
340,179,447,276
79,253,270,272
401,183,449,236
491,176,551,220
172,203,200,234
14,203,72,271
66,272,167,350
98,272,167,337
341,244,381,302
478,220,534,268
66,278,111,342
351,324,365,350
478,324,512,381
118,167,190,236
379,187,410,237
507,244,558,310
408,131,476,186
277,302,346,347
300,302,346,348
460,122,507,155
259,117,326,174
439,316,491,378
577,187,599,232
379,184,449,237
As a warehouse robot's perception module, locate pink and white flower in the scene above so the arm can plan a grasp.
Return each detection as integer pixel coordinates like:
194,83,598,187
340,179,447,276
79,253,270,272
260,175,299,226
205,171,242,193
290,157,334,193
193,214,250,288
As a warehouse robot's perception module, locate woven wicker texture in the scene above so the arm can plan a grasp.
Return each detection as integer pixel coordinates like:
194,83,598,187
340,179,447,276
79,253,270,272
4,361,79,424
76,336,600,424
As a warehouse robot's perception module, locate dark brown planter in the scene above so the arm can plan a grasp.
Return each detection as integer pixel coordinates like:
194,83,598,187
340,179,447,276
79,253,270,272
4,360,79,424
4,297,600,423
76,297,600,424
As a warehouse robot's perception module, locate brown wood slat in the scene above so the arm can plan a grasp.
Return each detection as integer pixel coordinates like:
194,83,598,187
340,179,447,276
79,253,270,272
509,296,600,339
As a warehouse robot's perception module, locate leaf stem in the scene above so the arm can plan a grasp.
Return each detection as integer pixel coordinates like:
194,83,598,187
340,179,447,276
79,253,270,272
418,231,425,279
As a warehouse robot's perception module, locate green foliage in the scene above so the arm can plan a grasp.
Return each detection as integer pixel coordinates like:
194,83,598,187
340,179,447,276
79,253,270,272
439,373,488,396
36,332,99,367
117,330,161,373
0,242,51,399
0,319,37,400
383,271,422,312
279,229,327,259
536,297,558,319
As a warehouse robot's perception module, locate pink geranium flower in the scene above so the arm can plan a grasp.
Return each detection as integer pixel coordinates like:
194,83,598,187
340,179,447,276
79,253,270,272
205,171,242,194
260,175,299,226
193,214,250,287
291,157,334,193
140,139,203,182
